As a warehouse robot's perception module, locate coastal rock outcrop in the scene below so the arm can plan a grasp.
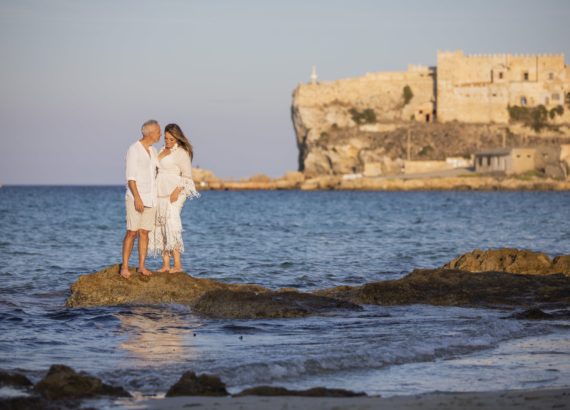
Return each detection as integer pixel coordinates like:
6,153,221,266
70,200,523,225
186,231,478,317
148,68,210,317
66,265,267,308
66,265,361,318
34,364,130,400
443,248,570,275
166,371,228,397
67,249,570,314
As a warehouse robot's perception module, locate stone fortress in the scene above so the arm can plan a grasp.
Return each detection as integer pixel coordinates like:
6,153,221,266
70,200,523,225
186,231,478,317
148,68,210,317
291,50,570,178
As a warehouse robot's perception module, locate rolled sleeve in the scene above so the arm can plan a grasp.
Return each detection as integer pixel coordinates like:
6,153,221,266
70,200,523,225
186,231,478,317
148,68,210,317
125,145,138,182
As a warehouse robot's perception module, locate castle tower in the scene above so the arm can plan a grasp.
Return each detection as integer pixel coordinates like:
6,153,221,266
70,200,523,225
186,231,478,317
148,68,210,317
310,65,318,84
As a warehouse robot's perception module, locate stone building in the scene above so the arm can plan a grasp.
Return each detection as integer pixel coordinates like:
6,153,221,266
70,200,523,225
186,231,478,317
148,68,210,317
437,50,570,124
474,148,536,174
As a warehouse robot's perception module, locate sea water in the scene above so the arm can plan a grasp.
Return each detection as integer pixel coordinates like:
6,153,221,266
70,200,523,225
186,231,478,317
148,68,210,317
0,187,569,398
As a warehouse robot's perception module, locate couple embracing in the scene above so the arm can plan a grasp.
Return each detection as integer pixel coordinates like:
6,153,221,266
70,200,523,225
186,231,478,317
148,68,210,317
120,120,200,279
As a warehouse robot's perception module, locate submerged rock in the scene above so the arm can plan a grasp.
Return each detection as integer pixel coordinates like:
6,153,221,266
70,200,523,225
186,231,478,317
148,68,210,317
443,248,570,275
166,371,228,397
192,289,362,319
34,365,130,400
235,385,366,397
316,268,570,308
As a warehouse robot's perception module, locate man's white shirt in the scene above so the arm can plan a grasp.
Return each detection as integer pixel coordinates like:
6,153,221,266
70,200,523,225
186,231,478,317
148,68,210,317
125,141,158,207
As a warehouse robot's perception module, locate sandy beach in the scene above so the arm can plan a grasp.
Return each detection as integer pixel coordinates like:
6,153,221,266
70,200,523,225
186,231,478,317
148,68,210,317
134,387,570,410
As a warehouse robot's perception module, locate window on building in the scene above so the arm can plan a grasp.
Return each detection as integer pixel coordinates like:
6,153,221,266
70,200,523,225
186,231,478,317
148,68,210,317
498,72,504,79
549,73,554,80
545,97,550,105
520,96,527,106
523,72,529,81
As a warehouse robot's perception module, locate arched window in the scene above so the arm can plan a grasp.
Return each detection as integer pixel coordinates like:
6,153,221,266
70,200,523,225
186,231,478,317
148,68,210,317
520,96,527,106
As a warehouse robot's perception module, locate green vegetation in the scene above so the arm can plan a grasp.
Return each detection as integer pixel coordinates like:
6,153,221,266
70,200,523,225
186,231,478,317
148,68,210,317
403,85,414,105
349,108,377,125
417,145,433,157
513,170,544,181
508,105,549,132
549,105,564,119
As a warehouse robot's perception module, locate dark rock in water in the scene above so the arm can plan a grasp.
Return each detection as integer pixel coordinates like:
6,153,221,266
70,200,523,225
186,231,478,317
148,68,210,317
235,385,366,397
0,396,54,410
442,248,570,276
316,268,570,308
65,264,268,308
34,364,130,400
0,371,32,388
511,308,554,320
192,290,362,319
510,308,570,320
166,371,228,397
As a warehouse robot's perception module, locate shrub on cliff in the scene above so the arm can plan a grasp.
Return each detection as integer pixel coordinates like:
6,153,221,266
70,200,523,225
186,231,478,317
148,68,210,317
508,104,548,132
403,85,414,105
349,108,377,125
549,105,564,119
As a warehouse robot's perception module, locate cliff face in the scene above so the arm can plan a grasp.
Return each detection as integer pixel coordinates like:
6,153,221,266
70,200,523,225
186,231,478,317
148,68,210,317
292,76,570,177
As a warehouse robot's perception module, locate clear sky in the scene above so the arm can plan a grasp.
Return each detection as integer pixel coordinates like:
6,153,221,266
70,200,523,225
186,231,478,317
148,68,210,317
1,0,569,184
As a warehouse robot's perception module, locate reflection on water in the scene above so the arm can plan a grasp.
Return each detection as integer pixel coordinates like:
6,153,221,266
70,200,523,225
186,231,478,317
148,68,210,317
116,307,202,365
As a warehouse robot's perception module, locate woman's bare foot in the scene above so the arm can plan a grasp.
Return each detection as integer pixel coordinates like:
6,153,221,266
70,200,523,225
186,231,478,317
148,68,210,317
169,266,183,273
156,266,170,273
138,267,153,276
119,269,131,279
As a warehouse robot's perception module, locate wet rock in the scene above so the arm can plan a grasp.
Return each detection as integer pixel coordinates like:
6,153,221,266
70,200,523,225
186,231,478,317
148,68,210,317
0,371,32,388
192,290,362,319
34,365,130,400
510,308,570,320
65,264,268,308
316,268,570,308
165,371,228,397
442,248,570,275
235,386,366,397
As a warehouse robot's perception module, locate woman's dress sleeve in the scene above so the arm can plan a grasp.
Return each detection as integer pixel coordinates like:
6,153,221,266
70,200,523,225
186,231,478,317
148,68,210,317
178,151,200,200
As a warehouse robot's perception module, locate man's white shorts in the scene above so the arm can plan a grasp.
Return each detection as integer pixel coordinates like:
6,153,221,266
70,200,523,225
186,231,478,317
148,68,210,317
126,199,156,232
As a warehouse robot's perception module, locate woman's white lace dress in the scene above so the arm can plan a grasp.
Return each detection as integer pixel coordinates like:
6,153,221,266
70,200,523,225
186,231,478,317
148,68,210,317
149,145,200,256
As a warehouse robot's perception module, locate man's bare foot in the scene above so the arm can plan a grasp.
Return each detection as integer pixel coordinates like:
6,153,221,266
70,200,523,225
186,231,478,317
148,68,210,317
156,266,170,273
169,267,183,273
120,269,131,279
138,267,153,276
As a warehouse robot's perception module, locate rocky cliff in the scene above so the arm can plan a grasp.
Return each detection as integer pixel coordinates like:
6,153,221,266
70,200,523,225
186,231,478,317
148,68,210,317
291,76,570,177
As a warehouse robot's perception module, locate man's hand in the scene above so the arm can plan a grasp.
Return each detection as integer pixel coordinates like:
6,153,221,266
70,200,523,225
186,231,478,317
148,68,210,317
134,196,145,213
170,190,180,203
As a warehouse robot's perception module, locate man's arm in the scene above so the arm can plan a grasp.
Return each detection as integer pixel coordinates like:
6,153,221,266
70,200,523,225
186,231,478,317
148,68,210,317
128,180,144,213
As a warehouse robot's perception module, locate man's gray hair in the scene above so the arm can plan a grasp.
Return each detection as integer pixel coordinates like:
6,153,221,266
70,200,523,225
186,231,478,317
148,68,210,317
141,119,159,135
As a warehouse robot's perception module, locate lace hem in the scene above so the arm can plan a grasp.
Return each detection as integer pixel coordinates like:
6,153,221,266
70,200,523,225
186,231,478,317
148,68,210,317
180,177,200,200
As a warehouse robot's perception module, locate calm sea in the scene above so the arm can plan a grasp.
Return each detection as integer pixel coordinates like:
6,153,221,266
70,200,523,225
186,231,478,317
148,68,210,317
0,187,569,401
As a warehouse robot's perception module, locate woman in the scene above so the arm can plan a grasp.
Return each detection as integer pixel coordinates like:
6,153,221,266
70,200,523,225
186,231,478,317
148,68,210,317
149,123,200,272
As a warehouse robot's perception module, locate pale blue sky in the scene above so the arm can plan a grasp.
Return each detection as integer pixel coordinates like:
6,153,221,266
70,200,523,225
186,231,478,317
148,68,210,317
1,0,569,184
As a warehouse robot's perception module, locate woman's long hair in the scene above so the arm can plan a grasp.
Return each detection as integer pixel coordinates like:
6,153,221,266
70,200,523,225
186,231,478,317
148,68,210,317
164,123,194,160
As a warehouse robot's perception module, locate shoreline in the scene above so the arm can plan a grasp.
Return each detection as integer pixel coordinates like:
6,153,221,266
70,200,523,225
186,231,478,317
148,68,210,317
125,387,570,410
198,175,570,191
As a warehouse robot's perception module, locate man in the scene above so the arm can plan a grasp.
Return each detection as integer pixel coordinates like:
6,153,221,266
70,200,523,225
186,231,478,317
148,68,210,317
120,119,161,279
